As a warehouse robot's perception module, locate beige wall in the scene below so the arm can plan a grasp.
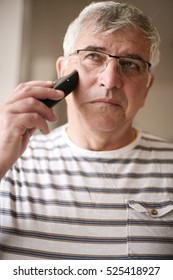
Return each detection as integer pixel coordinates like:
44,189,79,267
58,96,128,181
0,0,24,98
1,0,173,140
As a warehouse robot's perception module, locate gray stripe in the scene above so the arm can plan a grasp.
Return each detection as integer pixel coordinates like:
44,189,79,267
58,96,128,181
21,155,173,164
0,210,127,225
1,209,173,227
129,236,173,244
12,166,173,178
0,244,129,259
3,179,173,194
1,192,126,208
129,219,173,227
1,244,172,260
141,136,172,143
135,145,173,152
1,227,127,243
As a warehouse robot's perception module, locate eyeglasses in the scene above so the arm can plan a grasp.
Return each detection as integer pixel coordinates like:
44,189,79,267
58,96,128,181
69,49,151,78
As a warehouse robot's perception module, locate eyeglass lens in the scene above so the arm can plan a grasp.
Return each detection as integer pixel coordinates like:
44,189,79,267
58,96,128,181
76,50,149,77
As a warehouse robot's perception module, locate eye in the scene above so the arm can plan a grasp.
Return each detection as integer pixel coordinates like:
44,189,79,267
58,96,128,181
118,58,145,76
83,51,105,64
120,58,140,70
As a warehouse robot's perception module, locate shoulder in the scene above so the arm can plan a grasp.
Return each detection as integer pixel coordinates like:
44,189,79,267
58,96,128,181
32,124,65,141
24,124,67,153
139,130,173,150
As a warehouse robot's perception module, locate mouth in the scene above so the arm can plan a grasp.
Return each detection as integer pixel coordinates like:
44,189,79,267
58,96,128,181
90,98,121,106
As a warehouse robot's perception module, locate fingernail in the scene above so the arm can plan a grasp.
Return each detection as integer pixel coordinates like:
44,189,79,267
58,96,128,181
55,90,64,98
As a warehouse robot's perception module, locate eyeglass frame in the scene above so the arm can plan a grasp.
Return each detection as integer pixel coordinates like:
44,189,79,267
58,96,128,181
69,48,152,76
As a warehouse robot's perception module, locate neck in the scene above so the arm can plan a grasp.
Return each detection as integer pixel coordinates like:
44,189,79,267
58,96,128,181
66,121,136,151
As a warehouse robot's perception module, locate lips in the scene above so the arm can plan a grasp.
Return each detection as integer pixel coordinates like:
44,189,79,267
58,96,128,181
90,98,121,106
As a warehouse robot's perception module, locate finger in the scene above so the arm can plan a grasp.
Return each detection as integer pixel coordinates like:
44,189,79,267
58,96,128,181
8,82,64,103
9,97,58,122
14,80,54,92
13,112,51,135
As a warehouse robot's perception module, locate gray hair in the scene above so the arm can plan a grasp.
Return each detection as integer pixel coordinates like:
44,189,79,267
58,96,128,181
63,1,160,68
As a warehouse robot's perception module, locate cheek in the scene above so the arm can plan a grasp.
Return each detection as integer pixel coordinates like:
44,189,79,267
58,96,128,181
66,85,86,111
137,85,149,108
126,82,149,113
68,72,96,105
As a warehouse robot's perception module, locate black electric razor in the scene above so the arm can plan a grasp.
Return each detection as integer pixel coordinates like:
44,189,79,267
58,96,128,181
41,70,79,108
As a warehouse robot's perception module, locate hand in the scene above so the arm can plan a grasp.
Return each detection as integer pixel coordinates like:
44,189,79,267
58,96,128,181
0,80,64,178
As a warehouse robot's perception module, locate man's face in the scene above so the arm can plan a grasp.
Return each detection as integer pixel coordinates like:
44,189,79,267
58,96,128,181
58,27,153,134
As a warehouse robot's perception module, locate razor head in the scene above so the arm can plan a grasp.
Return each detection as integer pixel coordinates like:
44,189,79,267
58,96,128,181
42,70,79,108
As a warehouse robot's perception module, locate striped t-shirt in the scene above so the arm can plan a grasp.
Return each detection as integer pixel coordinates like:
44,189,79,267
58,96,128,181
1,124,173,260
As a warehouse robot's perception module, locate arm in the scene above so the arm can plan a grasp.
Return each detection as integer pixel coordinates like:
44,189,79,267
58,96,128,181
0,80,64,179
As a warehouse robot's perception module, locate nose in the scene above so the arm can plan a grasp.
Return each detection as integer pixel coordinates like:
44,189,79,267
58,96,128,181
98,59,123,90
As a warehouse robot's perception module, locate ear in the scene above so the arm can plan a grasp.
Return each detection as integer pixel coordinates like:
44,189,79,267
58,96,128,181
146,73,154,89
56,56,66,78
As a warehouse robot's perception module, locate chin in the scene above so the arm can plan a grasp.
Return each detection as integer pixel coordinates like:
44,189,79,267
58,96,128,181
88,118,122,133
80,106,126,132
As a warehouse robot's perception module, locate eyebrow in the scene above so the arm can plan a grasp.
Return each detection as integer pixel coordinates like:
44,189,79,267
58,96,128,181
82,45,107,52
81,46,146,62
124,53,147,62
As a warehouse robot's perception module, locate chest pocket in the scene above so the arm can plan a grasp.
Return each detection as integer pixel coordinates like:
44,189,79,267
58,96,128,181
127,200,173,259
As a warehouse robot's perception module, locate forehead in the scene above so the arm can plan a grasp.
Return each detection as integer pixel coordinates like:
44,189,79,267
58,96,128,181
75,26,150,58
